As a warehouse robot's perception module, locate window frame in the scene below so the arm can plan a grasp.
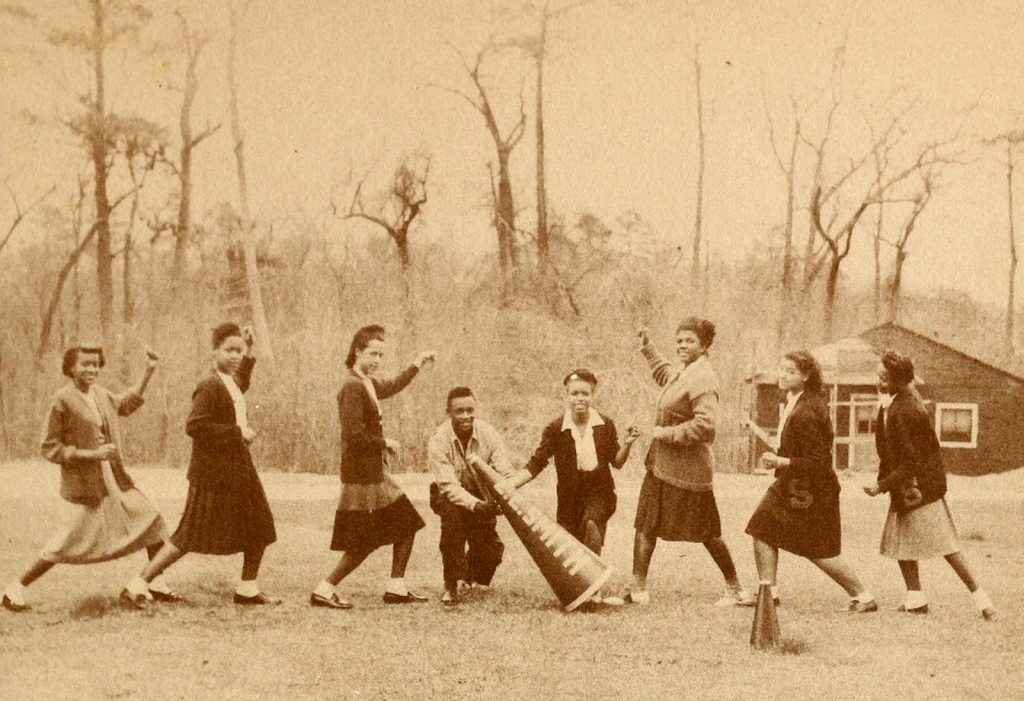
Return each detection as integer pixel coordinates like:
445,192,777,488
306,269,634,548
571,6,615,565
934,402,979,449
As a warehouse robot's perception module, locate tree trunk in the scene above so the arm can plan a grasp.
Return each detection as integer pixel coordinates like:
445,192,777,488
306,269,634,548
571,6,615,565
824,256,841,342
90,0,114,348
690,52,705,303
1006,143,1017,357
228,1,274,362
496,149,517,270
39,224,101,362
776,121,797,348
888,248,907,323
873,204,883,323
534,34,548,276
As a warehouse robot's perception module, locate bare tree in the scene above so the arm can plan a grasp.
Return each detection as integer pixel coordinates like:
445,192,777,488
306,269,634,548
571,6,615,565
433,42,527,295
227,0,274,361
516,0,599,277
984,129,1024,355
761,84,800,347
690,42,706,303
0,180,54,257
883,171,935,323
168,10,219,303
342,153,432,297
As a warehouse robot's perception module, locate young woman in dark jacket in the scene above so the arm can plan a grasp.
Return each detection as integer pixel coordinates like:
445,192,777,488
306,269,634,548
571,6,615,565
746,350,876,612
309,324,436,609
864,350,997,621
126,323,278,607
506,369,638,604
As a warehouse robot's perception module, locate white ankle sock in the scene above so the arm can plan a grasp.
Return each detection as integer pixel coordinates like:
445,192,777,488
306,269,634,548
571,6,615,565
971,589,994,611
148,575,172,595
853,591,874,604
904,590,928,609
126,576,149,597
236,579,259,597
5,581,26,605
385,577,407,596
314,580,336,599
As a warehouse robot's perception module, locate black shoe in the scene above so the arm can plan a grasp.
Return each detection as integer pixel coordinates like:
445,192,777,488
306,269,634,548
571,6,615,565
310,592,352,609
2,594,28,613
234,592,282,606
383,590,428,604
846,600,879,613
119,589,149,610
150,589,186,604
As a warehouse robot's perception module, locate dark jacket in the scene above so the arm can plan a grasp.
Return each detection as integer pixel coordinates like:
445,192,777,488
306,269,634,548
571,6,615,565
875,389,947,513
338,365,418,484
525,413,621,529
185,357,256,488
774,392,839,508
40,384,144,505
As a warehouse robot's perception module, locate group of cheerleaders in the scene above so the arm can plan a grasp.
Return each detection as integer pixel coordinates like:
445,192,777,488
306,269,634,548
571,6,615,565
0,317,998,622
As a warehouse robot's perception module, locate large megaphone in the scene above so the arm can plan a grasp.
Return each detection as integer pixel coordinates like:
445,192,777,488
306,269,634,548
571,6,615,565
470,461,614,611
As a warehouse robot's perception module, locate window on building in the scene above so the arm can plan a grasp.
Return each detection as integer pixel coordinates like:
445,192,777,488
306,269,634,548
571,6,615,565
935,403,978,448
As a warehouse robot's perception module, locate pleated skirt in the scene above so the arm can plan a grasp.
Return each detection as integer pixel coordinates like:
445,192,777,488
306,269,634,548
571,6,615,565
170,467,277,555
330,475,425,552
42,462,166,564
880,498,960,560
634,470,721,542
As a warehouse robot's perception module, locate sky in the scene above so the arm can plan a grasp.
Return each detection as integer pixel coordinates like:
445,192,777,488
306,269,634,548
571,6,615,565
2,0,1023,306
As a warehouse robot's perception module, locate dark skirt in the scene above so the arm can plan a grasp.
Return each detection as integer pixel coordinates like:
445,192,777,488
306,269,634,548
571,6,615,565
170,467,277,555
634,471,721,542
560,471,616,548
331,493,425,552
745,477,841,559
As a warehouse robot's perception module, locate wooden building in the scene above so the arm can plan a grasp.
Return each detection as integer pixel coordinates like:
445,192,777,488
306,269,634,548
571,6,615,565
744,322,1024,476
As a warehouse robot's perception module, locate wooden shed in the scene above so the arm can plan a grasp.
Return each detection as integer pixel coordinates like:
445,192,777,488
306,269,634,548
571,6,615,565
744,322,1024,476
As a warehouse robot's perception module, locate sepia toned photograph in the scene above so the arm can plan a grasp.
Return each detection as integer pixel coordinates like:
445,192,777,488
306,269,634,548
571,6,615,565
0,1,1021,698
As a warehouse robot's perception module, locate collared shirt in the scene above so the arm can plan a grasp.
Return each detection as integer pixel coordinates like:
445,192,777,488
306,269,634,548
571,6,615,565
427,418,513,510
351,365,381,414
777,391,803,437
216,371,249,430
878,392,895,427
561,408,604,472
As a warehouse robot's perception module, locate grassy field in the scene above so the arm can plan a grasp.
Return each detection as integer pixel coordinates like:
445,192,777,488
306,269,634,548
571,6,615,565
1,461,1021,700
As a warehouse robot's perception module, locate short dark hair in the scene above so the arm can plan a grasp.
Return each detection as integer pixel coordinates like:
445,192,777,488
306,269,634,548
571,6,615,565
563,368,598,387
446,386,475,408
345,324,386,369
677,316,716,349
881,349,915,388
784,349,824,394
212,322,243,349
62,345,104,378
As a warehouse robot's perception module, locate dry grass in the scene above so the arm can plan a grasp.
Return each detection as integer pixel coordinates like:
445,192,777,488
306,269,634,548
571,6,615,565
1,464,1022,700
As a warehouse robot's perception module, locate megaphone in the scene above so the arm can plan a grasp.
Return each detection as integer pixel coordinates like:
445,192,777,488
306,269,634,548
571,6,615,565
470,461,614,612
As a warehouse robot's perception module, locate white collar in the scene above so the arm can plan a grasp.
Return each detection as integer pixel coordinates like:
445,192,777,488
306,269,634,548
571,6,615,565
562,408,604,432
878,393,895,409
785,390,803,406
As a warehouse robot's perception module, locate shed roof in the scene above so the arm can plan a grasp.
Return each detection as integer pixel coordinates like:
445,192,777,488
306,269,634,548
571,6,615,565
749,336,881,385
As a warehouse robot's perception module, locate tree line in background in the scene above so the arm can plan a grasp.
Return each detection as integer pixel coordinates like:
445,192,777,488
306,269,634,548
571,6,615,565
1,1,1022,472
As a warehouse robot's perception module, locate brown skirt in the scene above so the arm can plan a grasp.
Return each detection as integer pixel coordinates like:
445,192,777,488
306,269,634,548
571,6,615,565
634,471,720,542
880,498,960,560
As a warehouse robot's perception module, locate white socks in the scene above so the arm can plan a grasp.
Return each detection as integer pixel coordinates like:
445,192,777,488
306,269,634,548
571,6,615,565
125,575,152,599
4,581,26,606
236,579,260,597
148,575,172,595
314,580,336,599
904,590,928,609
385,577,408,596
971,589,994,612
853,591,875,604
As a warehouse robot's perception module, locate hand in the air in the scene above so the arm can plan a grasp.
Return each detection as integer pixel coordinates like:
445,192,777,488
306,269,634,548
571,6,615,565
144,347,160,369
415,350,436,369
624,424,640,445
637,327,650,346
242,325,255,351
